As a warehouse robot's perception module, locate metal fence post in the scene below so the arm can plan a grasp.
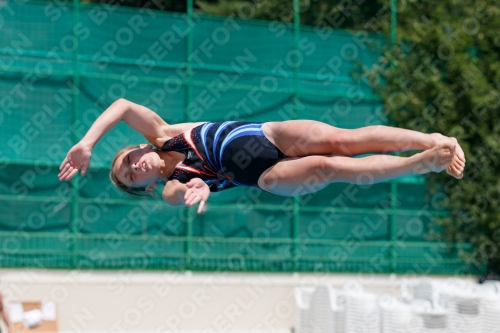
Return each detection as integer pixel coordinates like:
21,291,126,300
389,0,398,272
390,180,397,272
70,0,80,269
185,0,194,270
292,0,301,271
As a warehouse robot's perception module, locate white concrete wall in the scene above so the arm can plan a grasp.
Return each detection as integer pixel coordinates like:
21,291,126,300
0,269,477,333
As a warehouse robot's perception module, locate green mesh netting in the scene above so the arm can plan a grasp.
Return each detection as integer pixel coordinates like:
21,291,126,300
0,0,481,274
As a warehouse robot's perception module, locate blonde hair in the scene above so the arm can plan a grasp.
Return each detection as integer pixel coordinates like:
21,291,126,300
109,145,155,197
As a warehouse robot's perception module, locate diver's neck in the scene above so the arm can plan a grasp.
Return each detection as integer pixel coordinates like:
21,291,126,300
157,150,185,183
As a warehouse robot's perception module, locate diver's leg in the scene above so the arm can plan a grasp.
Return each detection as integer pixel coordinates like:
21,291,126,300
262,120,464,178
257,142,455,196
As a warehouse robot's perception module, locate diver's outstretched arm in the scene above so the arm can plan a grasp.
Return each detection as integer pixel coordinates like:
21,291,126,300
58,99,205,180
59,98,159,180
81,98,204,149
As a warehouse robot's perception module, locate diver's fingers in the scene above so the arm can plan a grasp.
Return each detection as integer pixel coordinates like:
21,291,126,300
197,201,205,214
59,156,69,170
59,165,76,181
64,168,79,181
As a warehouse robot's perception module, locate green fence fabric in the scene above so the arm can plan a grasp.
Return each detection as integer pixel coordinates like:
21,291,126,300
0,0,482,274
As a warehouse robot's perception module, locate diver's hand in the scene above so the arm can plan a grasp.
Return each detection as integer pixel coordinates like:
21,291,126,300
58,141,92,181
184,178,210,214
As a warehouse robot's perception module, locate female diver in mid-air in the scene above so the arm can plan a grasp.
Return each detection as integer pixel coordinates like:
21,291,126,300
58,99,466,214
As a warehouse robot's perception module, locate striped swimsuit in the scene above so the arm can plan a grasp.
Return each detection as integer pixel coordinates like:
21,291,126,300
161,121,287,192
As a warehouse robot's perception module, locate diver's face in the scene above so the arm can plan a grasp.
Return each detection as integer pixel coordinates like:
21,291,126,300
113,146,162,189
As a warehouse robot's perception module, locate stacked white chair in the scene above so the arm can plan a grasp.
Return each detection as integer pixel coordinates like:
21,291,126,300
401,278,450,333
295,285,345,333
413,278,440,305
379,294,420,333
295,286,315,333
295,278,500,333
477,281,500,333
411,299,448,333
309,285,345,333
448,289,482,333
342,282,380,333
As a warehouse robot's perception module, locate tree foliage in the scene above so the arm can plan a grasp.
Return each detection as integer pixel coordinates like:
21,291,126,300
361,0,500,273
196,0,382,30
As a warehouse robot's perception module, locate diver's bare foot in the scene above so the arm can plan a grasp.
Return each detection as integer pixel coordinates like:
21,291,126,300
414,141,456,174
429,134,465,179
429,133,448,148
446,140,465,179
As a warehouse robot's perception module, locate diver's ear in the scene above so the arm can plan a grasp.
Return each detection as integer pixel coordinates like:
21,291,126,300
145,182,157,192
139,143,153,150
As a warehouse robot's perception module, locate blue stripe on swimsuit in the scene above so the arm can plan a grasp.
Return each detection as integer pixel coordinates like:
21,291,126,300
161,122,287,192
